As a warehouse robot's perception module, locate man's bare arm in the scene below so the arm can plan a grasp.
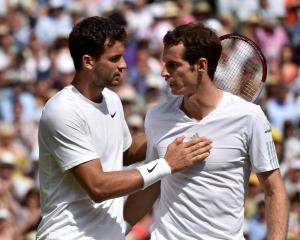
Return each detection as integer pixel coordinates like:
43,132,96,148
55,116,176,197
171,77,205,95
123,133,147,166
71,137,211,203
257,169,289,240
124,182,161,226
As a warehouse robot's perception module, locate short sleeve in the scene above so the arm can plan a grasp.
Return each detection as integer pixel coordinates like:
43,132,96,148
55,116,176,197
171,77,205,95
248,107,279,173
39,105,99,171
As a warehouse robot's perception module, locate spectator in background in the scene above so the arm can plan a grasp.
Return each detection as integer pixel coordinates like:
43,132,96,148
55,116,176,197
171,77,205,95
0,25,19,71
127,39,164,98
192,1,223,35
23,33,51,83
0,122,28,170
288,193,300,239
34,0,72,47
282,120,300,163
255,17,290,74
279,45,299,87
7,8,31,48
0,208,15,240
247,194,267,240
283,160,300,197
51,47,75,90
0,81,38,124
115,84,139,119
15,187,40,239
265,83,300,134
245,173,262,220
127,113,144,136
125,0,153,41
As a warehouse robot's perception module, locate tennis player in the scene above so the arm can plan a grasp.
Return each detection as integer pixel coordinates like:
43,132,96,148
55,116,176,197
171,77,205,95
36,17,212,239
124,22,289,240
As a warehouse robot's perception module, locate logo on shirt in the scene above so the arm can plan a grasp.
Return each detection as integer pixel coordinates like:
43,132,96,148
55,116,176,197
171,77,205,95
264,124,272,134
147,162,158,173
190,132,200,140
110,112,116,118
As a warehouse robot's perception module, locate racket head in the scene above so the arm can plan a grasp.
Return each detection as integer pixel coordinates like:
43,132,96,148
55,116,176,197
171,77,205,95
214,34,267,103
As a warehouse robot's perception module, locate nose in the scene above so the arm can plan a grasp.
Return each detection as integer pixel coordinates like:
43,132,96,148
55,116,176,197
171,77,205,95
161,65,169,80
118,57,127,71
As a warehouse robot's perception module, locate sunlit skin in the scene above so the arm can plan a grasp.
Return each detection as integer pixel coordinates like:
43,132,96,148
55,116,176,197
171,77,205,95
161,43,199,96
92,40,126,88
161,43,223,121
72,40,126,103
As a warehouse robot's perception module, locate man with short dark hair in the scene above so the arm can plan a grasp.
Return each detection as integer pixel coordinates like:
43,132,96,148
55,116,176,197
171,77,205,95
36,17,211,239
125,22,288,240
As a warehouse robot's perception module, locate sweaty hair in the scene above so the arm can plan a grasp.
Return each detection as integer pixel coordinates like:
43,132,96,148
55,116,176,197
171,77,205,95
163,22,222,80
68,16,127,70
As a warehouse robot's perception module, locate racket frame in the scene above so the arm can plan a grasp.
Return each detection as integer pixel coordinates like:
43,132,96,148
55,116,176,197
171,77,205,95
218,34,268,102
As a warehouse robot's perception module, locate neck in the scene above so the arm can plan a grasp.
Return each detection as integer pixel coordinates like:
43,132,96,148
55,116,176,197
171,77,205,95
181,83,223,121
71,72,104,103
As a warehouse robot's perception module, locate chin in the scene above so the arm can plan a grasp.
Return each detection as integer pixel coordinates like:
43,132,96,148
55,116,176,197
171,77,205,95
170,90,181,96
111,81,121,87
170,88,185,95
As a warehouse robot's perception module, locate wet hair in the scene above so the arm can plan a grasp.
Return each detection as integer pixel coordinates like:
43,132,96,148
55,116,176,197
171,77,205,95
68,16,127,70
163,22,222,80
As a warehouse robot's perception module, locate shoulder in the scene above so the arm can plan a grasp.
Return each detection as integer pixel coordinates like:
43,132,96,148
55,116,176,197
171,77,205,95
103,87,119,99
146,96,180,119
40,86,83,130
144,96,181,132
224,91,262,116
44,86,78,113
103,88,123,106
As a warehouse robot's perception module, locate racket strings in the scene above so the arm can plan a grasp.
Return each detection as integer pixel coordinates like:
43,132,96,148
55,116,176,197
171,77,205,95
214,37,264,102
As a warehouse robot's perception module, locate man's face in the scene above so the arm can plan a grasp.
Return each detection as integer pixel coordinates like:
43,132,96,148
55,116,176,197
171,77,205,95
161,43,198,95
92,41,126,88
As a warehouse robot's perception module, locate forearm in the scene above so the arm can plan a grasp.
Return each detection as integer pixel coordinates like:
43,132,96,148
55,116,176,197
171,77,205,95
265,189,289,240
95,159,168,202
260,170,289,240
79,169,144,203
124,133,147,166
124,181,160,226
73,136,211,203
72,159,169,203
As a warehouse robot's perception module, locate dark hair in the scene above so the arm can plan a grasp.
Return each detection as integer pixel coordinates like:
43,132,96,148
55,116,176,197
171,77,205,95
68,16,127,70
163,22,222,80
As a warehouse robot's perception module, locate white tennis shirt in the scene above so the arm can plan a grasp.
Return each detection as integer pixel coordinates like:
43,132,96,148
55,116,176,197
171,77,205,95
37,85,132,239
145,91,279,240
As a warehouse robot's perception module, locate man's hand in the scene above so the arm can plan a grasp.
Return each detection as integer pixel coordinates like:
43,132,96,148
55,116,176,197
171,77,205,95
164,136,212,173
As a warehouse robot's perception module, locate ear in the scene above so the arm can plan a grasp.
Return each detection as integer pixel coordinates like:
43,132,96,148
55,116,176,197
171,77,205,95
196,58,208,73
82,55,94,70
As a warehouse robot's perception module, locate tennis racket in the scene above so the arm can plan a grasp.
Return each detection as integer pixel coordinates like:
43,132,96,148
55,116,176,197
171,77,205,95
214,34,267,102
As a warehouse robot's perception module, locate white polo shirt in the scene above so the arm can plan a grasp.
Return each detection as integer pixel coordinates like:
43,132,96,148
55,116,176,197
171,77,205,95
37,85,132,239
145,91,278,240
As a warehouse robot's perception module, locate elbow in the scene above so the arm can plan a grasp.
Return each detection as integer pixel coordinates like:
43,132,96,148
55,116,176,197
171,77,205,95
87,187,108,203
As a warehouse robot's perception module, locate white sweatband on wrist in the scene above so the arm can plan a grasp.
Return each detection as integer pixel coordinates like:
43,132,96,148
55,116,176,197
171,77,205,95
137,158,172,189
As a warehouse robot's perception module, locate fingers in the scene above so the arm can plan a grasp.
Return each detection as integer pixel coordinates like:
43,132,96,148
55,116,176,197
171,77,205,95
185,138,212,162
174,135,185,144
191,143,212,155
191,141,212,152
189,144,212,159
183,137,211,148
190,151,210,162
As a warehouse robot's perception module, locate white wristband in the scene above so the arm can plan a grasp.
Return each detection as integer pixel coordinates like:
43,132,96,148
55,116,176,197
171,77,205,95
137,158,172,189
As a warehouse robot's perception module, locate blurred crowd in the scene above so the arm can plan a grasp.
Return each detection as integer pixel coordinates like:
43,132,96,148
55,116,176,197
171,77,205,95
0,0,300,239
